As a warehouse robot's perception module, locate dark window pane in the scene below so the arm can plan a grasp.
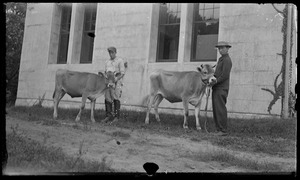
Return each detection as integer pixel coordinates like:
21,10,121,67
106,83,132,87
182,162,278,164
91,20,96,31
195,10,204,22
57,34,70,64
159,3,181,25
80,3,97,64
157,25,180,62
84,11,91,29
159,10,168,24
57,4,72,64
92,10,96,21
159,4,168,24
168,13,180,24
80,32,94,63
194,21,219,35
176,13,181,23
61,7,71,31
157,3,181,62
191,34,218,61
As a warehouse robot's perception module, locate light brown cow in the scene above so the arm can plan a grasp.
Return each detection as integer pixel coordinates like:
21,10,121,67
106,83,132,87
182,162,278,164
144,64,215,130
53,69,120,122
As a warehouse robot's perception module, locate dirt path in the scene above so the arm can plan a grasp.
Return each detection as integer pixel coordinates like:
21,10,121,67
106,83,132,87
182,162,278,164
5,116,295,173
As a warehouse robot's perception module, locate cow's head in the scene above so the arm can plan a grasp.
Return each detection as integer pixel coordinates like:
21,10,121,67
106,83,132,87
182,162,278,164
99,71,121,89
197,64,215,84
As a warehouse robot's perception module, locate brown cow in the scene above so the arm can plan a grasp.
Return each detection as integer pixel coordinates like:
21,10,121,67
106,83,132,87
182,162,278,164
53,69,120,122
144,64,215,130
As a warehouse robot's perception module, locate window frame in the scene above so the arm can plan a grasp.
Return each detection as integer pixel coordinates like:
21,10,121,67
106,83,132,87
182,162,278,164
190,3,220,62
80,3,97,64
156,3,181,62
57,4,72,64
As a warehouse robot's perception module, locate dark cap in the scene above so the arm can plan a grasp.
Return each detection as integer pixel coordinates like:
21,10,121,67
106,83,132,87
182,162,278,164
215,41,232,48
107,46,117,53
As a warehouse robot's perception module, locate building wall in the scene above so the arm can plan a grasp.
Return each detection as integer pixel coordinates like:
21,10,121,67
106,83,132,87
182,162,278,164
220,3,286,116
16,3,296,118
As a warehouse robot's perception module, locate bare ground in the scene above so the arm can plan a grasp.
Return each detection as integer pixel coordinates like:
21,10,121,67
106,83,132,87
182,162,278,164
4,115,296,174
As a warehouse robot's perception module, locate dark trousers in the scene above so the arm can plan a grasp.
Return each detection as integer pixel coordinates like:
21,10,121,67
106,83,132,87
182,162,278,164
212,88,229,133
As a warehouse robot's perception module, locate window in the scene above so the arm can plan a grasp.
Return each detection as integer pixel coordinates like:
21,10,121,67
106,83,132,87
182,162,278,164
191,3,219,61
80,3,97,64
57,4,72,64
157,3,181,62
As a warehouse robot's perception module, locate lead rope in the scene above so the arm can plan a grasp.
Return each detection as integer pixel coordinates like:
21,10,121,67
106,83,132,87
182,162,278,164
204,86,211,133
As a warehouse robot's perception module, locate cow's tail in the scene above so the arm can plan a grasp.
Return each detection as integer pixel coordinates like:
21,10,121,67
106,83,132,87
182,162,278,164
141,95,150,108
53,75,57,99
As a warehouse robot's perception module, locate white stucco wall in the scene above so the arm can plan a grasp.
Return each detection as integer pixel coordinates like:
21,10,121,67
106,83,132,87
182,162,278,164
219,3,286,116
16,3,296,119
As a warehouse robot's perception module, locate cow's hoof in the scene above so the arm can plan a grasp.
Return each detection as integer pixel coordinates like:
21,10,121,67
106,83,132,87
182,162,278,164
75,117,80,122
183,125,189,129
196,127,202,131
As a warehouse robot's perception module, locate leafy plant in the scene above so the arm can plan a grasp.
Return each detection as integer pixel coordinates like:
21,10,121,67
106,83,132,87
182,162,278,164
5,3,27,105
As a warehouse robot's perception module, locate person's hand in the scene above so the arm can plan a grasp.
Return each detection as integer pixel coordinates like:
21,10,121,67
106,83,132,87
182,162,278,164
208,76,217,86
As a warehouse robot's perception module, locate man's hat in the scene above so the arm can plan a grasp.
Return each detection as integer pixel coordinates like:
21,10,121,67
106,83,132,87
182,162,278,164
107,46,117,53
215,41,232,48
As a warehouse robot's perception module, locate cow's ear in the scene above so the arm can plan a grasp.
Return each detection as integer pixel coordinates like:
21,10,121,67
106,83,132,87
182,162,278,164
100,71,108,78
98,72,104,76
197,67,202,72
115,72,121,77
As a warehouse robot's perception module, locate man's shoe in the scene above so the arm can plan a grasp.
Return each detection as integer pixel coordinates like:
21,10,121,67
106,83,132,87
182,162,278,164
102,116,113,123
110,99,121,125
103,100,113,123
110,117,119,125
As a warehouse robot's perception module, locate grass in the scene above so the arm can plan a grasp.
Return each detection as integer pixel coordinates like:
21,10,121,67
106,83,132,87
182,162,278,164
4,129,114,174
110,131,131,140
182,148,283,172
6,106,296,156
5,105,297,172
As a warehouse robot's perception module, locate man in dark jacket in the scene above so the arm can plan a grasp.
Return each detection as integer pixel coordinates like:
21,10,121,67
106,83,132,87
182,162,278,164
209,41,232,136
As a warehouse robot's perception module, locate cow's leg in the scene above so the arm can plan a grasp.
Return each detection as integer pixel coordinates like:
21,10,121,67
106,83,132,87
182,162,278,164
182,98,189,129
153,94,163,122
195,93,205,131
195,103,202,131
145,94,155,124
76,94,87,122
90,99,96,123
53,89,66,120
